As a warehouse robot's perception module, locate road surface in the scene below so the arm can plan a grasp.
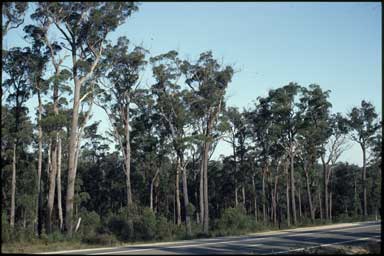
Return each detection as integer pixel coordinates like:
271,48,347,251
42,221,381,255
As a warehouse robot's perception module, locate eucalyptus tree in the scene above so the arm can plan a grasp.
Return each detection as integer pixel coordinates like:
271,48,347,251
23,25,52,234
24,18,73,232
223,107,245,207
96,36,147,210
130,88,171,214
296,84,332,222
2,47,33,228
247,97,273,223
246,95,286,224
182,51,234,233
267,83,301,225
367,130,382,218
319,113,350,220
347,100,381,217
31,2,140,235
150,50,200,236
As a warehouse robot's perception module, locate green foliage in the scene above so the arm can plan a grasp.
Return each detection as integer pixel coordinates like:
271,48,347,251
134,207,157,240
2,2,28,35
79,210,101,234
82,233,118,246
2,212,11,243
104,207,180,242
216,206,248,233
155,215,173,240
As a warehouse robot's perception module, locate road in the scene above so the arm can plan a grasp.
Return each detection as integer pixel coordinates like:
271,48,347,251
42,221,381,255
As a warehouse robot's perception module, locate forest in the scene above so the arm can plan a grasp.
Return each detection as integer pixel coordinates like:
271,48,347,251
1,2,382,248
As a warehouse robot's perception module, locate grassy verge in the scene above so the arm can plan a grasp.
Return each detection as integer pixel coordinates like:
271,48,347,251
1,241,108,254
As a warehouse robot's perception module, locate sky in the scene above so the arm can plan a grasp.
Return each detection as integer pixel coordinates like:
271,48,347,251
3,2,382,166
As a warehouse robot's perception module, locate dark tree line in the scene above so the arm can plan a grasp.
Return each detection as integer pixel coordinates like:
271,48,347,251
1,2,382,242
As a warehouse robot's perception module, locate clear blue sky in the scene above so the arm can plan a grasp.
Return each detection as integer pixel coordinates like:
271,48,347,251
3,2,382,166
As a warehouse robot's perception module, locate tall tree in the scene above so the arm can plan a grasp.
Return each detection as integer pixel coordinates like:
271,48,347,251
182,51,234,233
223,107,244,207
319,113,350,220
151,50,198,236
297,84,332,222
97,36,147,209
268,83,301,225
347,100,381,217
32,2,139,235
2,47,33,228
23,25,51,235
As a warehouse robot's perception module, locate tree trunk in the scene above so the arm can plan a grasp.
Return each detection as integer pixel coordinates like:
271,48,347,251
154,190,158,214
175,166,181,226
10,141,16,228
47,136,58,234
173,193,176,224
318,188,323,221
180,157,192,236
362,147,367,217
196,192,200,224
233,145,238,208
285,162,290,226
199,158,204,226
252,176,257,221
242,186,246,207
36,89,43,236
48,62,61,233
298,185,302,220
304,170,314,222
329,192,332,221
57,138,63,230
150,168,160,211
203,141,210,234
65,64,82,234
125,105,133,207
262,168,266,223
273,175,279,226
290,152,297,225
321,157,328,221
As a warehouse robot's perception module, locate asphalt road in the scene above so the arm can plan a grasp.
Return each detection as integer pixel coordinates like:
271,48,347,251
43,221,381,255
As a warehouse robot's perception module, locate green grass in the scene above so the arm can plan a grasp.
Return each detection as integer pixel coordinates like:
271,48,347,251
1,241,108,254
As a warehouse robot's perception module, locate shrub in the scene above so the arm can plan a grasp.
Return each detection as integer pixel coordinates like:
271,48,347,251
134,207,156,240
216,206,248,233
106,215,131,242
82,233,118,245
46,230,67,242
10,225,36,243
155,215,172,240
80,210,101,233
1,213,11,243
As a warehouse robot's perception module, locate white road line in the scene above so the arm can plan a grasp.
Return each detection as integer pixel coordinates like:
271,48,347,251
264,235,381,255
37,246,121,254
231,243,262,247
